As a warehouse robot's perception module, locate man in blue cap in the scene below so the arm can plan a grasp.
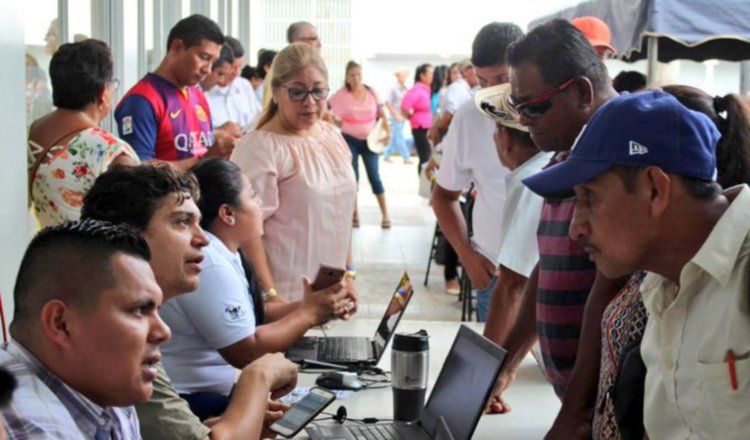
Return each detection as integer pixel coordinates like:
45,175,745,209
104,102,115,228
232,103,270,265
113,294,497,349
524,89,750,439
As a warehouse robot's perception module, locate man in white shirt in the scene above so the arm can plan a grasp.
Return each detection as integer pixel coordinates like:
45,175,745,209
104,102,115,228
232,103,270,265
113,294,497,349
432,22,523,321
474,83,550,342
205,36,262,132
524,90,750,440
428,59,479,145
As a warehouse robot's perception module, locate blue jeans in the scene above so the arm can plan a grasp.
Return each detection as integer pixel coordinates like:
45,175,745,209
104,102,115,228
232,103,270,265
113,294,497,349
384,117,410,160
343,133,385,195
476,275,499,323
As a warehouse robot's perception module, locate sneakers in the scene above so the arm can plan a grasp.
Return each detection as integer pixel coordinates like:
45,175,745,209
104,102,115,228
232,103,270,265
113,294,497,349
445,278,460,295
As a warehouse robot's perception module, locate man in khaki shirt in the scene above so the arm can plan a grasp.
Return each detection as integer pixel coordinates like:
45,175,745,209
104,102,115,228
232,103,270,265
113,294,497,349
83,164,298,440
523,90,750,439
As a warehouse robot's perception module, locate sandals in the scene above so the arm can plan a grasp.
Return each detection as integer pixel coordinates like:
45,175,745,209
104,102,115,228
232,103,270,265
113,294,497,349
352,216,360,228
381,219,391,229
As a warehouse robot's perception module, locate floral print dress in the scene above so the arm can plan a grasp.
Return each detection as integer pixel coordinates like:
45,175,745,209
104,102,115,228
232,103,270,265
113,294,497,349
29,127,139,227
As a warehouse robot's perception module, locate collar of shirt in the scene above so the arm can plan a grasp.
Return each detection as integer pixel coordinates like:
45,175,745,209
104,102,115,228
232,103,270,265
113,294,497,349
642,184,750,314
6,341,122,439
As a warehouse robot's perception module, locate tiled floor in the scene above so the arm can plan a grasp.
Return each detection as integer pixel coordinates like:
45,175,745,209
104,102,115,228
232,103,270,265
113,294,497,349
351,156,463,321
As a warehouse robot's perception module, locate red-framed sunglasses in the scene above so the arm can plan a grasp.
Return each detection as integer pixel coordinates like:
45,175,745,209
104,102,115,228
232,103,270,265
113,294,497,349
507,77,575,119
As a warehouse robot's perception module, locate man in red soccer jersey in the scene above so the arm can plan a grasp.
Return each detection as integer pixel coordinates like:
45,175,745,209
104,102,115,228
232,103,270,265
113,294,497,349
116,14,236,171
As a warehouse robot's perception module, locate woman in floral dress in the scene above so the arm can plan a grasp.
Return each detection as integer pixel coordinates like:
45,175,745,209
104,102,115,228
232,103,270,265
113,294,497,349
28,39,138,227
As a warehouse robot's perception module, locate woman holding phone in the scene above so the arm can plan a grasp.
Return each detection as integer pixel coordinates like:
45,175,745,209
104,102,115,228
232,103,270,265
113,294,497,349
231,43,359,306
159,158,349,421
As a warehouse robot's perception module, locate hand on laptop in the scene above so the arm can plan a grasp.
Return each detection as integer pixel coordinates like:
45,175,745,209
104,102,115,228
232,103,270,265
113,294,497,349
486,368,516,414
301,277,348,325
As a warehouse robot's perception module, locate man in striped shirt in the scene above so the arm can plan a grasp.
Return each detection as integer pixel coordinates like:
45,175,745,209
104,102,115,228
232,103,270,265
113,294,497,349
487,19,625,413
1,220,169,439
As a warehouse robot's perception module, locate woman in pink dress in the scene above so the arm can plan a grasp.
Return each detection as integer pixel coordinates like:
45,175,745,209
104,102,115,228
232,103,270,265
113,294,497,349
400,63,434,175
329,61,392,229
231,43,358,308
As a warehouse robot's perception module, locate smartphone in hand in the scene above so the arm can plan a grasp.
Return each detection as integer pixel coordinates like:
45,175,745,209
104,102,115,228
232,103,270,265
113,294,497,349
311,265,346,291
270,387,337,438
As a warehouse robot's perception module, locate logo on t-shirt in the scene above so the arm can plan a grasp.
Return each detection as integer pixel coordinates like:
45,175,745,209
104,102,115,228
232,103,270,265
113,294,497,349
170,109,182,119
223,304,247,321
122,116,133,135
195,105,207,123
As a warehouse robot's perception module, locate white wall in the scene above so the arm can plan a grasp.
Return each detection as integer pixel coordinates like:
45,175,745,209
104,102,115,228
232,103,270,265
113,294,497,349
0,3,32,324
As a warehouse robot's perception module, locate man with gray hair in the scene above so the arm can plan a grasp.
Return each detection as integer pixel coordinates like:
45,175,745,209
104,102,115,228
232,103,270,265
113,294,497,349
286,21,321,49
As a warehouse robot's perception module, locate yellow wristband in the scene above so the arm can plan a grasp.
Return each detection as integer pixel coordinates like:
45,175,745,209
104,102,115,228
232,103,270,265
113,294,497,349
345,270,357,280
262,288,278,301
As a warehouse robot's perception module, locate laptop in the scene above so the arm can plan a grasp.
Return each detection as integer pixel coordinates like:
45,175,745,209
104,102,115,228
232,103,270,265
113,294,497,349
286,272,414,365
305,325,507,440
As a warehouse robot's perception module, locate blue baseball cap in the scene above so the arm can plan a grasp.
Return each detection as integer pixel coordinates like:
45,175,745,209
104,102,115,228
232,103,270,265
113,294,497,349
522,90,720,197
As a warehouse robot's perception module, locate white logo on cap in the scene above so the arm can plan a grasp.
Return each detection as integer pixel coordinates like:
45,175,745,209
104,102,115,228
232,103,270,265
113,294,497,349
629,141,648,156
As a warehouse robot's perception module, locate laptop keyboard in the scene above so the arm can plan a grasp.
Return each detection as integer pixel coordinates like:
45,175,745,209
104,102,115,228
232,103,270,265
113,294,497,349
346,424,420,440
319,337,370,361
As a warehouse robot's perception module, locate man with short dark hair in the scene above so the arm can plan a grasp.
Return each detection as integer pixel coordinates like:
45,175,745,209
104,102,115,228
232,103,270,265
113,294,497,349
488,18,622,412
1,219,170,439
83,165,298,440
116,14,233,170
431,22,523,322
524,90,750,440
204,36,262,132
286,21,321,48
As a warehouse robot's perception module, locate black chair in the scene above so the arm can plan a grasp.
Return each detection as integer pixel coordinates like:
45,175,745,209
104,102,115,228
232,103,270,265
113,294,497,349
424,223,443,286
459,187,476,322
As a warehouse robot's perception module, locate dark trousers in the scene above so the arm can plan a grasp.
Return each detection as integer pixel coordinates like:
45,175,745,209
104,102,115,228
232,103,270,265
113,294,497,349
411,128,431,175
343,133,385,195
181,392,231,421
442,240,459,280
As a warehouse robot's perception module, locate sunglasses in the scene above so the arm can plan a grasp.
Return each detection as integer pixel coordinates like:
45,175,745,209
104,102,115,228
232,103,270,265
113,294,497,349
507,77,575,119
281,85,329,102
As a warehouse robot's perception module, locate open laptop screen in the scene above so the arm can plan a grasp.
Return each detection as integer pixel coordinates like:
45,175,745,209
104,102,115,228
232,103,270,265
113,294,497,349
371,272,413,360
422,325,507,440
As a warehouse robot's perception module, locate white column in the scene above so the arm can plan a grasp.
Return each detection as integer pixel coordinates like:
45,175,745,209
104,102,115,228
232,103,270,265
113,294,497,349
0,2,32,323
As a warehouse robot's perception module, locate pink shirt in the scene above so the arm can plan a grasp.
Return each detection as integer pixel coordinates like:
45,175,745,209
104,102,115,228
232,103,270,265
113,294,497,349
400,82,432,129
231,122,357,301
329,88,380,140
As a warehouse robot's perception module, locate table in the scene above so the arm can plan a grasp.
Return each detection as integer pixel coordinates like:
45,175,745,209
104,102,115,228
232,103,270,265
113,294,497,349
292,320,560,439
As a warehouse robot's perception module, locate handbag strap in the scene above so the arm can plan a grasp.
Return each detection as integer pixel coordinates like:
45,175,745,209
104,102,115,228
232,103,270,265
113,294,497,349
28,125,94,200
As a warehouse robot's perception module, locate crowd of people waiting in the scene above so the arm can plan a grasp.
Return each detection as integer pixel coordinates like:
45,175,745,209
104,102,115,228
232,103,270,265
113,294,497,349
3,9,750,440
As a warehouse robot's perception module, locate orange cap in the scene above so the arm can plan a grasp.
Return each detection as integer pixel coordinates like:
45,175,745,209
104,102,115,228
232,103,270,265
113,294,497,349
572,16,615,55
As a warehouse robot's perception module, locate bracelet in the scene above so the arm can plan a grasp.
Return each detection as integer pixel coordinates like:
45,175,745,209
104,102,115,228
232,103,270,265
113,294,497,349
261,288,278,301
345,267,357,280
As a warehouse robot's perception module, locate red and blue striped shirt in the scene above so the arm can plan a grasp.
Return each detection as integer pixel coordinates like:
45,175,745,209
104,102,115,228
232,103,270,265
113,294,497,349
115,73,214,162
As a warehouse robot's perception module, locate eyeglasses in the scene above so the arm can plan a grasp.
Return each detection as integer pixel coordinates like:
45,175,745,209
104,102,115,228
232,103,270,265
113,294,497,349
108,78,120,91
507,77,575,119
281,85,329,102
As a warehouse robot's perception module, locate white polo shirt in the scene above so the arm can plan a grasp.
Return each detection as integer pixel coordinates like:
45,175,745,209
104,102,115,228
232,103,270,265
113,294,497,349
159,231,257,396
205,77,262,132
640,184,750,440
443,78,473,115
436,99,508,265
497,151,551,277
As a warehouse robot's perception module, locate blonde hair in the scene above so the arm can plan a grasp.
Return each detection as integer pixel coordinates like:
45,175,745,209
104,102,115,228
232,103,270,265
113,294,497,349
256,43,329,129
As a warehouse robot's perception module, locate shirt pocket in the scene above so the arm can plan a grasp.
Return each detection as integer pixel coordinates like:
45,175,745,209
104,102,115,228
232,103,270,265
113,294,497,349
697,355,750,438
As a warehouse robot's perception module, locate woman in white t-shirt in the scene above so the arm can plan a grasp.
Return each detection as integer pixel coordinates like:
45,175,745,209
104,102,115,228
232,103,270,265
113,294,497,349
159,158,349,420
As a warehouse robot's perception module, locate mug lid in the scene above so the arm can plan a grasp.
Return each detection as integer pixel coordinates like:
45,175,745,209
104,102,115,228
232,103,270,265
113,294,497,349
393,329,429,352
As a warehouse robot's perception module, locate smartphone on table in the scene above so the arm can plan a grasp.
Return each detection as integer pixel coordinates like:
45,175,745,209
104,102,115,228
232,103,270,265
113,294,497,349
310,264,346,290
270,387,337,438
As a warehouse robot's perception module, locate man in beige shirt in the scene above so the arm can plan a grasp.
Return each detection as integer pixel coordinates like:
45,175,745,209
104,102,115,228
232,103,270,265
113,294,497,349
83,164,298,440
523,90,750,439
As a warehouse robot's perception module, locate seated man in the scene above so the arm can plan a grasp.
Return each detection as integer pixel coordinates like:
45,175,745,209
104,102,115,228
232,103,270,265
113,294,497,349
524,90,750,439
82,164,297,440
1,219,169,438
